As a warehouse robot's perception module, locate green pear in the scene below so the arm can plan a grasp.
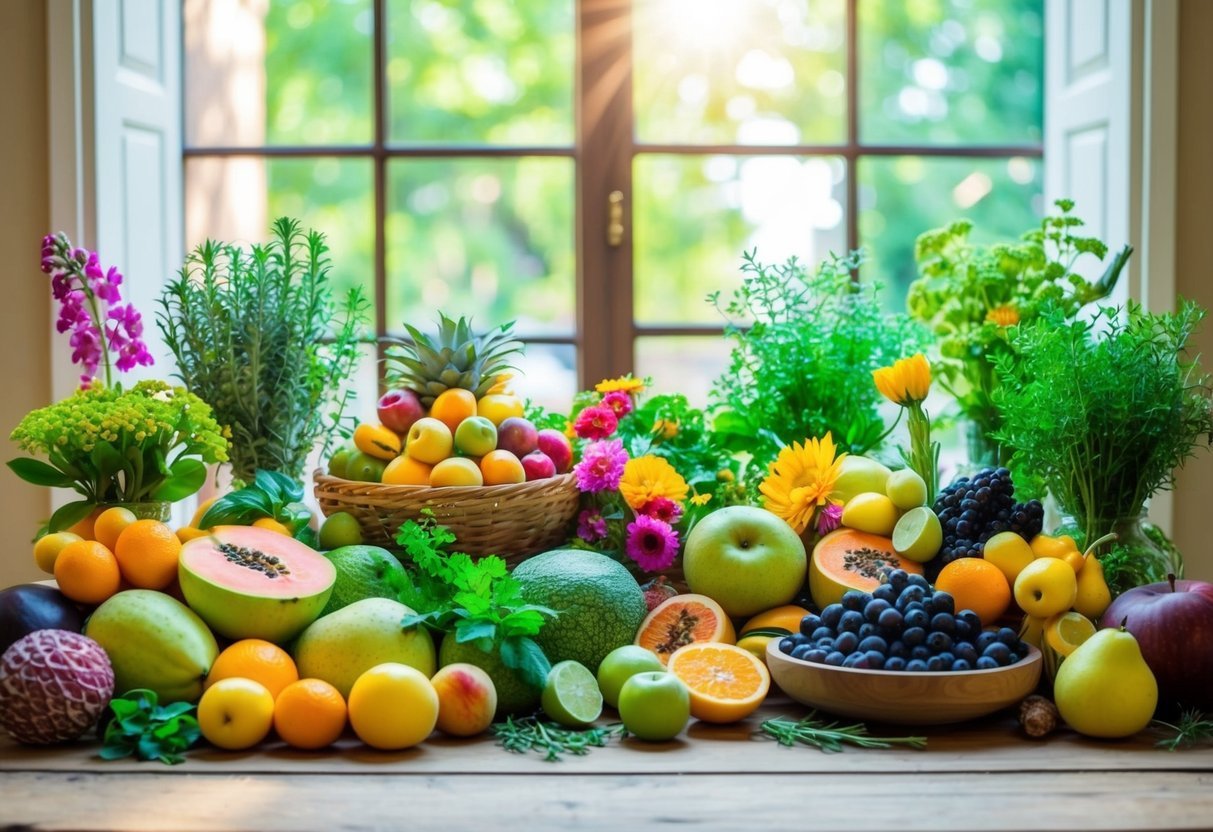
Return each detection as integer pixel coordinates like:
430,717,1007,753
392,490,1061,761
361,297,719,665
1054,627,1157,738
1073,555,1113,620
830,456,892,505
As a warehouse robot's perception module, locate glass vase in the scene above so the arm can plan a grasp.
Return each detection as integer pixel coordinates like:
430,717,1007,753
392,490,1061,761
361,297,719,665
100,500,173,522
964,421,1002,470
1057,508,1183,591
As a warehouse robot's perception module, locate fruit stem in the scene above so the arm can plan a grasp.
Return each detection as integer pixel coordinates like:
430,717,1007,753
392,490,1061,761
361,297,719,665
1082,532,1119,558
1119,615,1129,632
1168,573,1177,593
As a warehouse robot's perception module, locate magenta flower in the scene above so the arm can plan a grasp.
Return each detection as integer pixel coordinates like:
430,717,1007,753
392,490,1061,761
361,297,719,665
574,404,618,440
601,390,634,418
625,514,680,572
573,439,628,493
576,509,609,543
816,502,844,536
638,496,683,525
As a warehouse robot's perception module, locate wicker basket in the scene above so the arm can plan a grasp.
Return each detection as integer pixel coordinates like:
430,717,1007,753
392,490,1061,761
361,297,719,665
312,469,581,565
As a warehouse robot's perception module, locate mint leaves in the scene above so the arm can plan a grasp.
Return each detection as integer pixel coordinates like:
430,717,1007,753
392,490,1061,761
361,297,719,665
99,689,201,765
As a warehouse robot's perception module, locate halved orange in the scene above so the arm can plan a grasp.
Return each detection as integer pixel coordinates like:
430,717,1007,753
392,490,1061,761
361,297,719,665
635,594,735,665
666,642,770,724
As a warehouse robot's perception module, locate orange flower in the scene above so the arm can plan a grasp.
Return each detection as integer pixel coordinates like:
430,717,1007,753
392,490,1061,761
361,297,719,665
873,354,932,406
986,304,1020,327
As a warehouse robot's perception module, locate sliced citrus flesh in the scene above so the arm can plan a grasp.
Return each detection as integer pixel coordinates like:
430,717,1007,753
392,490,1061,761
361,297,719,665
1044,611,1096,657
635,594,736,665
541,660,603,728
666,642,770,724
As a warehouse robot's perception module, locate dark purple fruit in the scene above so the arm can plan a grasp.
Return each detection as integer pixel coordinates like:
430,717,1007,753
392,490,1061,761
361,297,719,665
0,585,85,654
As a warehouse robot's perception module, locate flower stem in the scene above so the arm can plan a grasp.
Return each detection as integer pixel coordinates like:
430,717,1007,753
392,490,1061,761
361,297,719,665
907,401,938,504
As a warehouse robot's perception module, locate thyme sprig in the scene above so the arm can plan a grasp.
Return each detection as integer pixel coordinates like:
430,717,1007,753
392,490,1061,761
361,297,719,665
757,714,928,752
491,716,627,762
1153,709,1213,750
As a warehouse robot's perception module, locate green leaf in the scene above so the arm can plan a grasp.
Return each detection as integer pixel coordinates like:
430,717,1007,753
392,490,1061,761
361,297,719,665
6,457,76,488
90,441,125,480
199,489,273,527
498,636,551,691
48,499,96,533
454,619,497,644
253,468,286,504
150,458,207,501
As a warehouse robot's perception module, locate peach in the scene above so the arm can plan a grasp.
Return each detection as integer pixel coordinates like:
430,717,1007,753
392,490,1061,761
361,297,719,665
476,393,525,426
431,663,497,737
430,457,484,487
382,455,434,485
480,449,526,485
497,417,538,458
536,429,573,474
430,389,478,435
521,450,557,481
405,417,454,464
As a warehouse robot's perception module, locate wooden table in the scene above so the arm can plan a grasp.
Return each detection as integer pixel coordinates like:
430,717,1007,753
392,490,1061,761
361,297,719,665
2,699,1212,831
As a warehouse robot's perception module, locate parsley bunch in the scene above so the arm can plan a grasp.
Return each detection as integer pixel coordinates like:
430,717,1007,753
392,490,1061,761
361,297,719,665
395,513,557,690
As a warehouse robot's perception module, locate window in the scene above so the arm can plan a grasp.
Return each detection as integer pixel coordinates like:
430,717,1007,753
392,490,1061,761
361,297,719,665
184,0,1043,412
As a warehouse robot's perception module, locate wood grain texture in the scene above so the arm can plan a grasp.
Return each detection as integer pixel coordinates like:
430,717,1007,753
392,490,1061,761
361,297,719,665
767,642,1044,724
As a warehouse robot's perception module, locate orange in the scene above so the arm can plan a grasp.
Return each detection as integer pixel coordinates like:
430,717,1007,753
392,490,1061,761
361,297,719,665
480,449,525,485
666,642,771,724
429,388,477,435
252,517,293,536
176,526,211,544
53,540,122,604
273,678,347,750
206,639,300,699
934,557,1012,626
113,519,182,590
66,506,105,541
93,507,138,552
33,531,83,574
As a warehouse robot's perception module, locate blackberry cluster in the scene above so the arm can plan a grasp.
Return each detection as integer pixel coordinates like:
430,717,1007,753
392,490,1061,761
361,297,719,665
930,466,1044,578
778,570,1030,672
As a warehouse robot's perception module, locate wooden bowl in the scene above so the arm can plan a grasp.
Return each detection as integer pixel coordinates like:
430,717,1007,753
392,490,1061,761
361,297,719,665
766,640,1042,725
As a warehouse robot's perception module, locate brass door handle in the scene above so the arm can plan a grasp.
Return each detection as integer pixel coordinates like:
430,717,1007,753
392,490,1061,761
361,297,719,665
607,190,624,247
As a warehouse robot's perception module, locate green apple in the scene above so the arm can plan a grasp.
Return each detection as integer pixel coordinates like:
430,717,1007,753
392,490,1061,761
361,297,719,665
617,671,690,741
596,645,666,708
453,416,498,458
682,506,807,618
344,451,386,483
885,468,928,510
830,455,892,504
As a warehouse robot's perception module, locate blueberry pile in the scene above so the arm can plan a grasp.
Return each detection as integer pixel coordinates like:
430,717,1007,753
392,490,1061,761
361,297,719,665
930,466,1044,578
779,570,1030,672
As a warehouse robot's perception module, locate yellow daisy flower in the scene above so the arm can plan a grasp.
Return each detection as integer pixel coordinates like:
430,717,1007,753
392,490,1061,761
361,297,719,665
619,455,689,511
986,304,1020,327
758,433,847,535
872,353,932,406
595,375,646,395
690,492,712,506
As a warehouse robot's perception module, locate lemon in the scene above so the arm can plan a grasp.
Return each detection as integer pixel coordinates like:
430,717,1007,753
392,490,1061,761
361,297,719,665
1044,611,1096,657
840,492,899,536
884,469,928,510
983,531,1036,585
891,506,942,563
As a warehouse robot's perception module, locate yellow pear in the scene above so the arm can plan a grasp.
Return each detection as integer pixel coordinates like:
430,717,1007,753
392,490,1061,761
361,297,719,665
1073,554,1113,620
1054,628,1157,739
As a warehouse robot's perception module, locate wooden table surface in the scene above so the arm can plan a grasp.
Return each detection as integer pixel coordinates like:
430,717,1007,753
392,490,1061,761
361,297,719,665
2,697,1212,832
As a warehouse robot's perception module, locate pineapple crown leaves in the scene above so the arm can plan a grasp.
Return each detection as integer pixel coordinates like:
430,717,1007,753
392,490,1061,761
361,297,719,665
384,312,524,401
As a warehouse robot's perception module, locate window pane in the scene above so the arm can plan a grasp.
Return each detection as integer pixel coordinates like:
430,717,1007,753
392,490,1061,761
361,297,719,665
634,154,847,325
634,0,846,145
634,336,732,410
514,343,578,414
386,0,575,145
385,158,575,336
858,0,1044,145
858,156,1043,309
184,156,375,321
185,0,374,147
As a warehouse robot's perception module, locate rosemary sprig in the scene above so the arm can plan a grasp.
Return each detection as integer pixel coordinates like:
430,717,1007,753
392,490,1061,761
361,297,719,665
757,713,928,752
1153,709,1213,750
491,716,627,762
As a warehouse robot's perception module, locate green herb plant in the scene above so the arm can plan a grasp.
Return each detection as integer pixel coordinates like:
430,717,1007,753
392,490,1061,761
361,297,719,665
758,713,927,752
99,689,201,765
198,469,317,547
395,511,558,692
158,218,370,484
909,199,1129,466
492,715,627,762
993,300,1213,587
1153,709,1213,750
710,249,925,473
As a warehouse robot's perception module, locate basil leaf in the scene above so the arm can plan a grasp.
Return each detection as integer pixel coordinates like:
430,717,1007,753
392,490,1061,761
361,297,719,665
48,499,96,533
7,457,76,488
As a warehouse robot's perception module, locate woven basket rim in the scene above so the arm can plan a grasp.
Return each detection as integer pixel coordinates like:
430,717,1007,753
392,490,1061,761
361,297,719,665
312,468,578,498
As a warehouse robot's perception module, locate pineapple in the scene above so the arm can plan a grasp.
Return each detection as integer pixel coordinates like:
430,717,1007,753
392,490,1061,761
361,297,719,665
385,313,523,408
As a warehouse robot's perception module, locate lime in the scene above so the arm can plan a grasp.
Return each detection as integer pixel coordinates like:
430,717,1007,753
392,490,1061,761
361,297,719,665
541,660,603,727
891,506,943,563
319,512,364,550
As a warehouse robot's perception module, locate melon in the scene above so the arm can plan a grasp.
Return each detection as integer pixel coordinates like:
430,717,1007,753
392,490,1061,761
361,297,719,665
809,528,924,608
178,526,336,644
511,549,648,674
635,594,736,665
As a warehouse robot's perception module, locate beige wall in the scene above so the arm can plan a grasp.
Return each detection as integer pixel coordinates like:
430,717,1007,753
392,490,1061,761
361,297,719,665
0,2,51,589
1172,0,1213,581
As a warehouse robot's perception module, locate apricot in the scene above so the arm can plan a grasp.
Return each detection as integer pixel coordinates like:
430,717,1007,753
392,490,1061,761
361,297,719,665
430,457,484,487
430,389,477,435
430,663,498,737
382,455,434,485
480,450,525,485
353,423,402,461
405,417,454,464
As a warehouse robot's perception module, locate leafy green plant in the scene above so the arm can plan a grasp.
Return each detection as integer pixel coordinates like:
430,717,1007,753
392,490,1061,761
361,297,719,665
909,200,1129,465
395,512,557,690
8,380,229,531
1154,709,1213,750
99,689,201,765
157,217,370,484
710,249,925,472
993,300,1213,586
491,715,626,761
198,469,317,546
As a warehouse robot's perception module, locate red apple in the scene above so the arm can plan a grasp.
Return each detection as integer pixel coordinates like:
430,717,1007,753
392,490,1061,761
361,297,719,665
521,450,556,481
377,389,425,435
536,429,573,474
1101,576,1213,711
497,417,538,459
